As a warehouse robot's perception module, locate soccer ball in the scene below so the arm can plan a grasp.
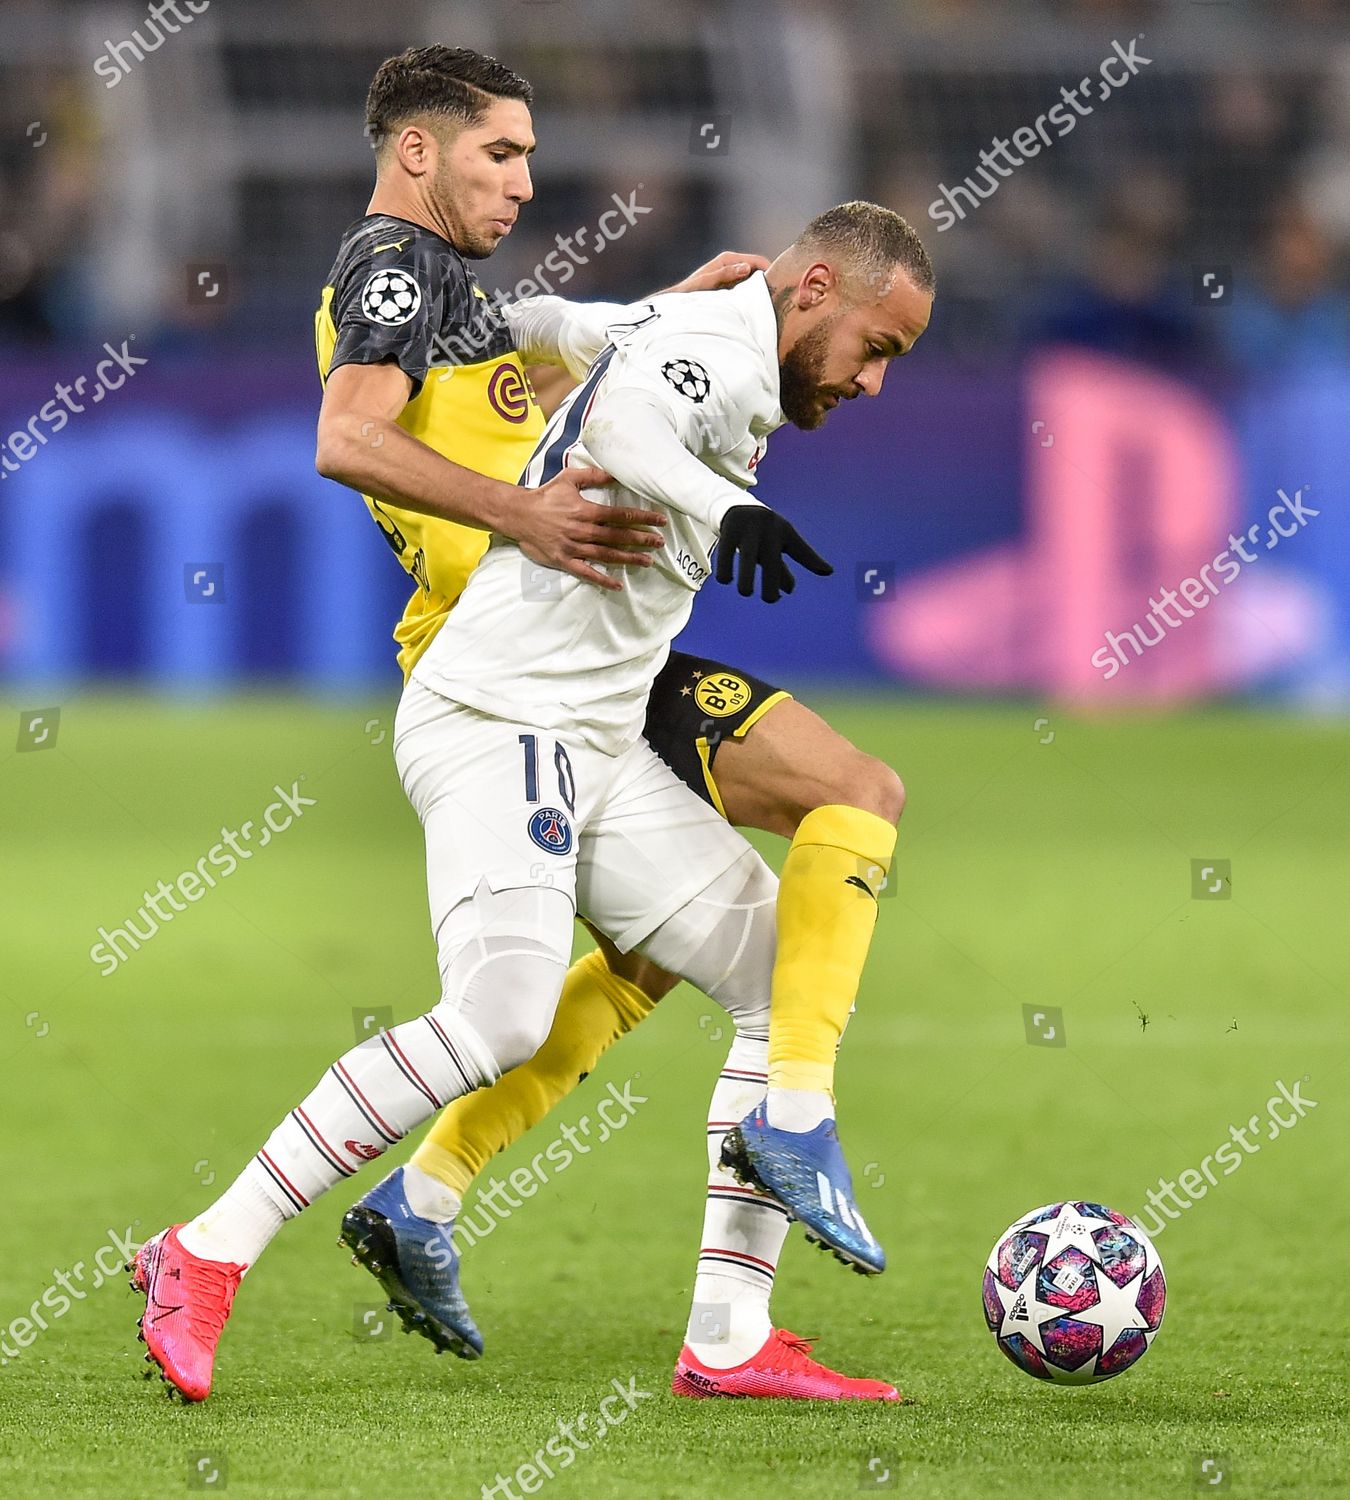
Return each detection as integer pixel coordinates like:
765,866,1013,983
982,1201,1166,1385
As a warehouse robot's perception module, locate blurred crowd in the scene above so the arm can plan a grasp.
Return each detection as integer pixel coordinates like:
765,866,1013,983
0,61,99,343
3,1,1350,381
866,42,1350,377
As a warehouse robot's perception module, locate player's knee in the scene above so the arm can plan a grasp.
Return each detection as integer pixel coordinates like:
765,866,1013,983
803,752,905,828
636,848,776,1033
695,857,776,1033
488,994,566,1074
605,948,682,1002
437,939,569,1077
857,756,906,823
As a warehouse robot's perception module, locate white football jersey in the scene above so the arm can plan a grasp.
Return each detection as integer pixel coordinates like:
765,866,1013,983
412,272,786,754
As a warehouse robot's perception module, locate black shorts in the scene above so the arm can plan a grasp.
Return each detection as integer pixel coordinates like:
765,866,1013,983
643,650,792,816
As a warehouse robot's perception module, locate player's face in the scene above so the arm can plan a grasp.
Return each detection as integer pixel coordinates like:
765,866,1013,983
779,271,932,431
434,99,536,260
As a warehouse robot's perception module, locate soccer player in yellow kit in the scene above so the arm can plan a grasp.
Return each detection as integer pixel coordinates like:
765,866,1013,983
132,45,920,1404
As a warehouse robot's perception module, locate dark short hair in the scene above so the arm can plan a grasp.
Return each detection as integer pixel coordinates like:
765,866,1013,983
365,45,533,152
796,201,935,300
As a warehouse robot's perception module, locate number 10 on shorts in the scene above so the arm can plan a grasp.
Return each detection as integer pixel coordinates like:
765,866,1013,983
518,734,577,814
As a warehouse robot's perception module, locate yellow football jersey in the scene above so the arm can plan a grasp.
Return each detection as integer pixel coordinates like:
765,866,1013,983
315,214,546,677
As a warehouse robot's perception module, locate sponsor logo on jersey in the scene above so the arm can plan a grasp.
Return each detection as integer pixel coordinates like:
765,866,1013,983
694,673,752,718
487,361,533,422
528,806,573,855
345,1140,383,1161
370,502,407,557
674,547,709,586
662,357,711,403
361,268,422,326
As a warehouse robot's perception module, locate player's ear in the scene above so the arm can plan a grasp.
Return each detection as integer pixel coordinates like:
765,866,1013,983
394,123,435,178
799,260,836,308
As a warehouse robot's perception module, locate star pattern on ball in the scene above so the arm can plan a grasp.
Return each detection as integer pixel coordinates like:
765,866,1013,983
985,1201,1163,1383
661,358,711,403
361,268,422,327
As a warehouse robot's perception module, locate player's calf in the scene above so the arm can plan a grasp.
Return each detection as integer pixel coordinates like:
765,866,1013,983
711,699,902,1277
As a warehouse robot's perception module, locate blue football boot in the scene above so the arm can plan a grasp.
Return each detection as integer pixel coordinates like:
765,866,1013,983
720,1102,886,1275
339,1166,484,1358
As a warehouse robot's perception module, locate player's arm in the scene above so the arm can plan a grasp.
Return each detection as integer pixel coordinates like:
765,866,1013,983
317,360,525,528
508,252,768,411
315,363,666,589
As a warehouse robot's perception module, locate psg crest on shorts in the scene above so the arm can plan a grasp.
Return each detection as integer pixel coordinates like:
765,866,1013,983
662,358,711,403
527,807,573,855
361,268,422,326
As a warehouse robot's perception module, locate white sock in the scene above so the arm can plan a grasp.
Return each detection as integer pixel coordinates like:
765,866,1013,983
180,1007,491,1267
687,1033,789,1368
180,1169,283,1267
401,1162,462,1223
765,1086,833,1132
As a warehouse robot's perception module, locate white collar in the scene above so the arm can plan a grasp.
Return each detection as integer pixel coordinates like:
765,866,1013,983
725,271,784,427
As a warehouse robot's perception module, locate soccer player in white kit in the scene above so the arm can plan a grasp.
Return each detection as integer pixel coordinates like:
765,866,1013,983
133,201,933,1401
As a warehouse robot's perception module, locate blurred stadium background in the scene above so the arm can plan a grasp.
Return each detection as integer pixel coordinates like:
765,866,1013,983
4,0,1350,698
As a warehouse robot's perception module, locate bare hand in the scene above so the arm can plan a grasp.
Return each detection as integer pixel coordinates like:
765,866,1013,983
664,251,771,295
515,467,667,591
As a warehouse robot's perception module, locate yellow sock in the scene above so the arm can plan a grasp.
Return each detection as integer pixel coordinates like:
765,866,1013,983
768,804,898,1094
410,948,656,1197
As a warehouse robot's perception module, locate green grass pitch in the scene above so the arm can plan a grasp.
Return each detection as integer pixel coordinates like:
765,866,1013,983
1,692,1346,1498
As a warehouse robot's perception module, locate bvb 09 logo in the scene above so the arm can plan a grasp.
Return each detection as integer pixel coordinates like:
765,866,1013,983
695,673,751,718
487,361,533,423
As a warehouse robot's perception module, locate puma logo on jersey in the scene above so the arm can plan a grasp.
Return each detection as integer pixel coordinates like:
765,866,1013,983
371,238,410,255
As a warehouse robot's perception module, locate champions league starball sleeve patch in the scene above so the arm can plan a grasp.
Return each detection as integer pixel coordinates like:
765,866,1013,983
360,269,423,327
661,358,712,403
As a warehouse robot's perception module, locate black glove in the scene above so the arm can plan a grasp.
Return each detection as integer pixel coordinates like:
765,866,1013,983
714,504,833,603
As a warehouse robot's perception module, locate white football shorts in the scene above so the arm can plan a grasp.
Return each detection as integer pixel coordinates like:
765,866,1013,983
394,675,759,973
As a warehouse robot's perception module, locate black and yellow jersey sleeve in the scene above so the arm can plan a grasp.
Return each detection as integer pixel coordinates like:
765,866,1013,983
325,222,472,398
315,213,547,678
